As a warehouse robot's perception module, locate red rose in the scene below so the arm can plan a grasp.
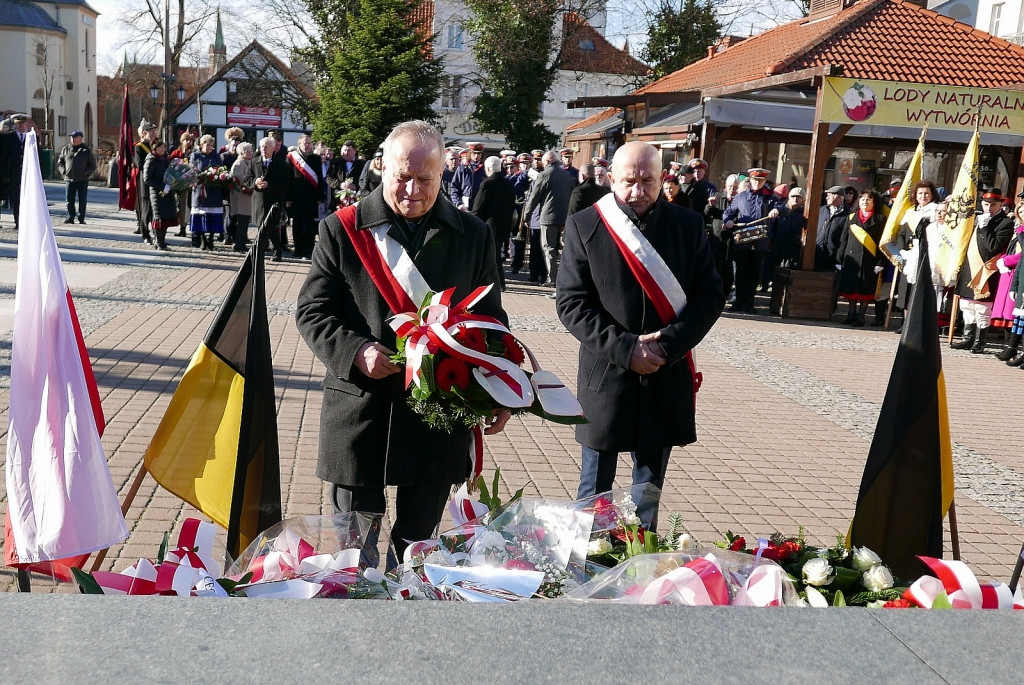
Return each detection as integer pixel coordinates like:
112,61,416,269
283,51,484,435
882,598,913,609
504,559,537,571
454,325,486,353
758,543,781,562
728,537,746,552
503,333,525,365
779,540,802,560
436,357,471,392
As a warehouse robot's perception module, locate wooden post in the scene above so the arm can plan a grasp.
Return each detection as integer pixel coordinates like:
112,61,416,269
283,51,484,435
884,274,899,330
948,294,960,345
1009,541,1024,593
89,463,150,573
948,497,962,561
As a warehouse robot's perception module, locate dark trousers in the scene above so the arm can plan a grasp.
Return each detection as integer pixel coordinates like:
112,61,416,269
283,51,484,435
292,213,318,258
492,225,509,289
66,180,88,220
733,250,765,308
9,183,21,228
528,228,547,281
329,482,450,568
231,214,250,251
577,445,672,531
709,234,732,297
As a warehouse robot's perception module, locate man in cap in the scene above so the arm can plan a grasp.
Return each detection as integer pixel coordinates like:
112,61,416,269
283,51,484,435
567,161,610,215
523,150,572,289
690,158,716,195
57,129,97,224
723,167,782,313
295,120,509,563
592,157,610,187
679,163,709,211
668,160,683,179
815,185,849,271
951,188,1015,353
132,119,159,243
450,142,487,209
441,147,459,200
768,187,806,289
560,147,579,187
529,149,544,181
556,141,724,530
2,114,31,229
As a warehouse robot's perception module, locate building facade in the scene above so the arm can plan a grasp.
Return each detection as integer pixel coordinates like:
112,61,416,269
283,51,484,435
0,0,99,150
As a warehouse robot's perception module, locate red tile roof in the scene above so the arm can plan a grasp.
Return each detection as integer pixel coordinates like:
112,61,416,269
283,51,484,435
639,0,1024,94
408,1,435,43
566,105,620,132
561,13,650,77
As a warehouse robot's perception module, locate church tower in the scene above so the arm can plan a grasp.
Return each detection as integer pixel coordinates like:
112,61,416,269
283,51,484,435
208,9,227,74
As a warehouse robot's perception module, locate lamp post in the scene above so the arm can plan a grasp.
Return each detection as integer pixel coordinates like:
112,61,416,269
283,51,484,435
161,0,172,143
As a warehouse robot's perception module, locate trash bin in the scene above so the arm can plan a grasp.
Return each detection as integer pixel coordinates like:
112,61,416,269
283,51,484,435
38,148,53,179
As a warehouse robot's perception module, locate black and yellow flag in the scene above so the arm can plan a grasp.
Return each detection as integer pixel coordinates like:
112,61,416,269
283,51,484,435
849,222,954,580
144,230,282,558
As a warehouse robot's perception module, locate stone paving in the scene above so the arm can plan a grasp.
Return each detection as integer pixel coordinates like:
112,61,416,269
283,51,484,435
3,185,1024,593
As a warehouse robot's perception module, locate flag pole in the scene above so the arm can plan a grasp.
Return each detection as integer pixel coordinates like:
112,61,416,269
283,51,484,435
948,294,960,345
1008,542,1024,593
89,463,150,573
948,497,961,561
16,568,31,592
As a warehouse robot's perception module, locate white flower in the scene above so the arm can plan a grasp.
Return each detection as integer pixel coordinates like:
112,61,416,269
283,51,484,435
851,546,882,572
802,558,834,587
615,495,640,525
471,530,508,557
676,533,695,551
862,565,894,592
588,538,613,556
804,585,830,608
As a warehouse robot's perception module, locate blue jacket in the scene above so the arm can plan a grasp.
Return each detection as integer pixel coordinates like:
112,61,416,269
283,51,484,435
723,188,783,252
450,163,486,208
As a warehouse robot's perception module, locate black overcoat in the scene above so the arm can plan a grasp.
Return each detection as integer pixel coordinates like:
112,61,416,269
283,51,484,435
295,188,506,487
244,155,293,230
567,178,611,215
837,211,887,297
142,154,177,221
955,211,1015,301
471,173,516,237
556,198,724,454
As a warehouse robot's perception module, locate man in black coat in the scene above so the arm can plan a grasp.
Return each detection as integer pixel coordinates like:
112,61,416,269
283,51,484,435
567,162,610,215
472,156,516,291
815,185,849,271
286,134,325,260
326,140,365,210
523,151,572,288
295,120,510,561
556,141,725,530
951,188,1015,353
3,114,31,229
244,136,293,261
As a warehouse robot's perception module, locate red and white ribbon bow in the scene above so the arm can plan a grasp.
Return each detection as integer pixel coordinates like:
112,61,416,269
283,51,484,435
907,556,1024,609
639,554,730,605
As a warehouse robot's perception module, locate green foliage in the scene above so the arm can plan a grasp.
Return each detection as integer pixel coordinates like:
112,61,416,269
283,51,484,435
312,0,443,152
475,468,528,511
464,0,561,151
157,531,170,565
641,0,722,81
292,0,361,83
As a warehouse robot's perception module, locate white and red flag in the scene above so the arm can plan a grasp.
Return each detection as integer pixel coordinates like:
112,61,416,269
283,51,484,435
4,130,128,574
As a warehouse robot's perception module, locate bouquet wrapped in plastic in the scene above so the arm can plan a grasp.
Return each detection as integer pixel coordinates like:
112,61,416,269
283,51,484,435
163,158,198,193
197,165,234,191
404,486,595,600
390,287,585,432
565,549,801,606
229,513,391,598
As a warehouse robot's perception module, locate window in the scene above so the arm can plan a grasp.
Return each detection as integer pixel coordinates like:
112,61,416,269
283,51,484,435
441,75,463,110
85,29,90,69
447,23,464,50
36,41,46,66
990,3,1004,35
58,116,67,136
578,39,595,52
33,88,45,100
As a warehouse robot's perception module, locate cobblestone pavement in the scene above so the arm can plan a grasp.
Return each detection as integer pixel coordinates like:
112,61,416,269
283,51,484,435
3,187,1024,593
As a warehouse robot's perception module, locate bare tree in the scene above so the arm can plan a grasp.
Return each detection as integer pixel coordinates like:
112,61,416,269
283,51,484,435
31,37,61,150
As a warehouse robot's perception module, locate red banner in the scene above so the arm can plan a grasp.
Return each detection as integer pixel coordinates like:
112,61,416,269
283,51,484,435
227,106,282,127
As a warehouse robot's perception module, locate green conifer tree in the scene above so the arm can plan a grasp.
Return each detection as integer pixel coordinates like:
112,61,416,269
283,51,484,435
313,0,443,152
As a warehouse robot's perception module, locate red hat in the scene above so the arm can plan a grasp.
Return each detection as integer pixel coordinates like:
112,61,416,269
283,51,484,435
689,158,708,169
747,167,770,179
531,149,544,159
500,149,516,157
982,189,1003,202
517,153,531,162
559,147,575,157
467,142,484,152
592,157,609,168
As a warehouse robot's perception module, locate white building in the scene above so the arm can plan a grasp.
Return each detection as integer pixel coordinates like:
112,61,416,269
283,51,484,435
0,0,99,148
975,0,1024,43
426,1,647,148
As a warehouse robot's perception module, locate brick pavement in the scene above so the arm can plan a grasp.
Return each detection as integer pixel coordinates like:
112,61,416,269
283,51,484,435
3,192,1024,593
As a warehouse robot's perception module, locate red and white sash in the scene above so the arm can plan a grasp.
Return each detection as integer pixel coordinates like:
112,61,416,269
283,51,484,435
288,150,319,189
593,193,702,398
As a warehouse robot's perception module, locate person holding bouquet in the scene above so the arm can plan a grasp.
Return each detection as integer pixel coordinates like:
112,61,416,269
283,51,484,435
296,121,509,562
189,134,226,251
556,142,725,531
142,140,178,251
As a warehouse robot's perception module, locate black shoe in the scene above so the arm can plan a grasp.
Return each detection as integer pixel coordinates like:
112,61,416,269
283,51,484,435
272,252,282,262
893,326,903,335
78,217,85,224
133,228,142,235
177,229,187,237
63,217,75,224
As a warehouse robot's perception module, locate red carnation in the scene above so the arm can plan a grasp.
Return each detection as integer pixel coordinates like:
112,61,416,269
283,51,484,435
728,536,746,552
502,333,525,366
779,540,802,560
454,325,487,353
882,598,913,609
504,559,537,571
436,357,471,392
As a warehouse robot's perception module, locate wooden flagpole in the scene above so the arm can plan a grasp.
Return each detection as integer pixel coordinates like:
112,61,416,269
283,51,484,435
948,497,962,561
89,463,150,573
948,294,960,345
1008,541,1024,593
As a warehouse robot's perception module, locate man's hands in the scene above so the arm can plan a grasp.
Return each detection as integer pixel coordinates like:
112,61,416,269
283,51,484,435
629,331,667,375
484,409,512,435
354,342,400,379
768,208,780,219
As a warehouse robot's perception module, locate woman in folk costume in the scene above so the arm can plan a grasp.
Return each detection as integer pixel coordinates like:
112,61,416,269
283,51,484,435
994,199,1024,363
889,180,939,333
189,134,226,251
837,190,888,326
950,188,1016,353
142,140,177,251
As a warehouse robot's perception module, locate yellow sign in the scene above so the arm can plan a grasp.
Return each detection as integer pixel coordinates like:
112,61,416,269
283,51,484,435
821,77,1024,133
